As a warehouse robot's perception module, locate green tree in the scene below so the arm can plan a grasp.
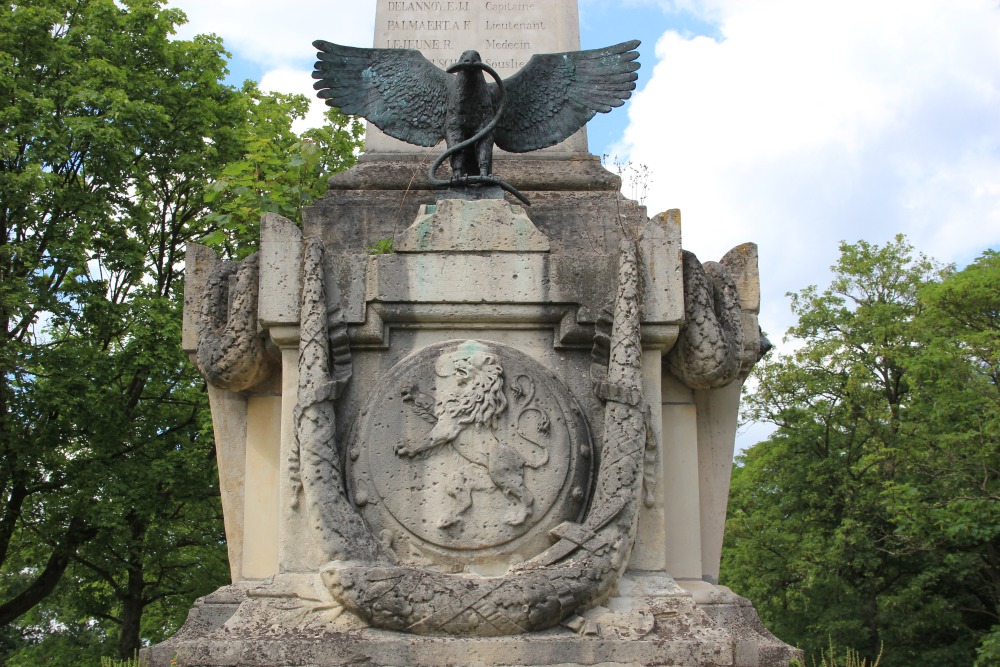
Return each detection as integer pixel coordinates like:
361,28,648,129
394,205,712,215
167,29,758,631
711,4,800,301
0,0,361,662
888,250,1000,666
0,0,244,660
723,237,999,665
204,88,363,255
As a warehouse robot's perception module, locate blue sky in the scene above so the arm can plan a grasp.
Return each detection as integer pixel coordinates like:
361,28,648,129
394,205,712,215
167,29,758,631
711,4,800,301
183,1,692,159
169,1,1000,449
578,1,721,153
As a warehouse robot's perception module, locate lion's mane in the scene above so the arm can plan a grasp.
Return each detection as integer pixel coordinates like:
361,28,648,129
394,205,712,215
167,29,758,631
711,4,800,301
439,351,508,430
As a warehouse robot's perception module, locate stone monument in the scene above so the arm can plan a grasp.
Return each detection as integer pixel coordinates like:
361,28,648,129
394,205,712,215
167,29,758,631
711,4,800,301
147,2,801,665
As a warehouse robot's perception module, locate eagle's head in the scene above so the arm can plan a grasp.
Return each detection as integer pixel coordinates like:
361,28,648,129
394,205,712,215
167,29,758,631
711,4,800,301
447,50,483,73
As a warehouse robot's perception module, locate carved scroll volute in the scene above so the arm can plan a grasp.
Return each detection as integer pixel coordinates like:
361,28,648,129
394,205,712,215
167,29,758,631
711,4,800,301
666,242,769,390
192,250,278,392
719,242,771,375
666,250,743,390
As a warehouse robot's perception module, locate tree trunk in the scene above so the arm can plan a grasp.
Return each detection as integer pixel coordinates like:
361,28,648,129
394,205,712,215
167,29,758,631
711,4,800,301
117,512,147,660
0,515,95,626
117,583,144,660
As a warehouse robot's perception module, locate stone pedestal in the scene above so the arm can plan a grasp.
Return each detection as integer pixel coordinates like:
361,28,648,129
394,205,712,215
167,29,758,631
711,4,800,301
150,576,789,667
156,154,801,666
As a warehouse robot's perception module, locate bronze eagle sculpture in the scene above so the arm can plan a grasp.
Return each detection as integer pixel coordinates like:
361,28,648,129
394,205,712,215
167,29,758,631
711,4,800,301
312,40,640,203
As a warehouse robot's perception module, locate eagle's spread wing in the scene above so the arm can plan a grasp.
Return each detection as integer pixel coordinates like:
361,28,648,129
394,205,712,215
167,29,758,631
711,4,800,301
495,40,640,153
312,41,449,147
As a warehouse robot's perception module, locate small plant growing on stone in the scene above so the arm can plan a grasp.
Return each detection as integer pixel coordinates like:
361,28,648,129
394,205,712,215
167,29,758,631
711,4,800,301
600,154,654,244
367,238,394,255
602,154,653,207
814,639,883,667
100,653,144,667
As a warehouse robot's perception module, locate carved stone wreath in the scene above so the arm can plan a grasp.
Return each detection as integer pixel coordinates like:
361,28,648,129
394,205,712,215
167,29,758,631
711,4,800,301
286,236,649,636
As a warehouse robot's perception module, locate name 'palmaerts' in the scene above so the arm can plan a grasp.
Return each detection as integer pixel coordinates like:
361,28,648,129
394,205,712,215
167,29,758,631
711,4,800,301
387,20,472,31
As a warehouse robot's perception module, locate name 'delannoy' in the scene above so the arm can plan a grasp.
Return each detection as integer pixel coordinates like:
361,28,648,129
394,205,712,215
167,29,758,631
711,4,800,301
386,2,540,11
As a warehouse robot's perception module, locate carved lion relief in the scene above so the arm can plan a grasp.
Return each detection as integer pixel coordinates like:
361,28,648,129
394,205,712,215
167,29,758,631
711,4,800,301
347,340,593,570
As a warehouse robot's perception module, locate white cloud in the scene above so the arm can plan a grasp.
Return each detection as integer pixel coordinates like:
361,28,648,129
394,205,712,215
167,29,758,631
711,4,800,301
167,1,376,133
258,68,330,135
168,1,376,67
617,0,1000,347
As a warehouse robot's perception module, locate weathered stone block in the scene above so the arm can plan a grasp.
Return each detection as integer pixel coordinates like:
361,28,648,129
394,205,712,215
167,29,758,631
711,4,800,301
396,199,550,253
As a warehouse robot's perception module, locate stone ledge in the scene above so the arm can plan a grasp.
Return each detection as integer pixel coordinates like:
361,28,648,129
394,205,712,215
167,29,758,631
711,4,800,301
147,633,735,667
329,154,622,192
145,577,801,667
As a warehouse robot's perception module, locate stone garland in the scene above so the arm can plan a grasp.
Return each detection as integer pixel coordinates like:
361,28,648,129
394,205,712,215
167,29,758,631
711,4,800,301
293,237,387,563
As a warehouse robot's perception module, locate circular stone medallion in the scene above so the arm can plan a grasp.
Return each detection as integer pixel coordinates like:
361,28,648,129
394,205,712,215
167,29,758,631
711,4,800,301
347,340,593,568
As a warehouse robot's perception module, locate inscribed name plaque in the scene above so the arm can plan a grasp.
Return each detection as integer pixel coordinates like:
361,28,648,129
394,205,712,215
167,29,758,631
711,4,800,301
365,0,588,155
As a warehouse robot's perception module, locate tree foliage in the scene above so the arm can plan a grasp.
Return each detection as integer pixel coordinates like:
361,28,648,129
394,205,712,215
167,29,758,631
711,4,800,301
0,0,361,662
203,87,363,256
723,237,1000,665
